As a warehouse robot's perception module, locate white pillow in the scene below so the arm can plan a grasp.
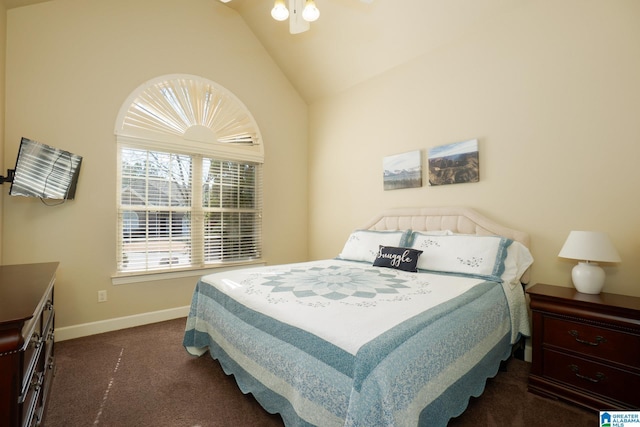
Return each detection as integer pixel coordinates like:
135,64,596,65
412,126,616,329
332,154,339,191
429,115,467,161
409,232,511,281
502,241,534,288
338,230,410,263
417,229,453,236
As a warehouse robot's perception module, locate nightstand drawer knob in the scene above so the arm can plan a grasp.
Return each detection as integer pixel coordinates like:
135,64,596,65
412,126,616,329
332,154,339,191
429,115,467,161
569,364,606,383
568,329,607,346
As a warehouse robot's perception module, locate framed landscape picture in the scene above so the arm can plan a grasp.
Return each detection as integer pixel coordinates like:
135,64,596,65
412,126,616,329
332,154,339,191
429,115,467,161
428,139,479,186
383,150,422,190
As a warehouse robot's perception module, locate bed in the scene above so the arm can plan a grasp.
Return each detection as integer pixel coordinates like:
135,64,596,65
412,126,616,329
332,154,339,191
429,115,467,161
183,207,533,426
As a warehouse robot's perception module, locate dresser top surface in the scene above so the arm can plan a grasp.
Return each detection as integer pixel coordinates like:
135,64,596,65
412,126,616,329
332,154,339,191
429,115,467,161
0,262,59,326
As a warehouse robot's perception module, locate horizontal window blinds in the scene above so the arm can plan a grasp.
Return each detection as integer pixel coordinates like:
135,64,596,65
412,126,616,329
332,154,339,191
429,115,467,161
117,148,261,273
115,75,263,275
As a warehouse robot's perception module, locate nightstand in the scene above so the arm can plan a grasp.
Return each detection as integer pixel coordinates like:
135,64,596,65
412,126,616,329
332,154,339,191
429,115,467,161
526,283,640,412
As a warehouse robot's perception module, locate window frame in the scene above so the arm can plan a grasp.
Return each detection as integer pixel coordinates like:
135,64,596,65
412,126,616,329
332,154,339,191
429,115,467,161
113,75,264,282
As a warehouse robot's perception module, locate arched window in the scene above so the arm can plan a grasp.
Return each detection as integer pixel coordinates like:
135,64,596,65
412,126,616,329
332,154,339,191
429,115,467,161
114,74,263,275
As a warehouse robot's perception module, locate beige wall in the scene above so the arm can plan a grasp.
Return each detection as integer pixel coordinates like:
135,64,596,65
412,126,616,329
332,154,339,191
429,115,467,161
3,0,639,333
308,0,640,297
2,0,308,328
0,1,5,260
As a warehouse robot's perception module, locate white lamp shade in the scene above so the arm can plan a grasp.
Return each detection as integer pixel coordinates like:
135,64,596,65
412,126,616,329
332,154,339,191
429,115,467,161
558,231,621,263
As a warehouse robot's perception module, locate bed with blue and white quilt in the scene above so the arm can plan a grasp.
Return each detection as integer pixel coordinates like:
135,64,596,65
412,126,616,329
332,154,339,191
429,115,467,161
183,207,533,427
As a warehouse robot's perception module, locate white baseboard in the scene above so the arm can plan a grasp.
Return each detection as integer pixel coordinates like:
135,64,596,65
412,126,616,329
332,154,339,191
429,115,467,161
55,306,191,342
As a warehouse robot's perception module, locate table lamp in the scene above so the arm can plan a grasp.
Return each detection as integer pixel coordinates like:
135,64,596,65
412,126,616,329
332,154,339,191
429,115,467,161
558,231,621,294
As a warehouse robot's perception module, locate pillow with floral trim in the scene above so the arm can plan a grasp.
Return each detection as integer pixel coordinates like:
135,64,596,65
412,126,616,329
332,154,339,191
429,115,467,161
373,246,423,272
409,232,512,281
338,230,410,263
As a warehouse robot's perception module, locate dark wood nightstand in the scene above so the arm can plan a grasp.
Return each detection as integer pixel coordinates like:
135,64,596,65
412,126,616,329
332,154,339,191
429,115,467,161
526,283,640,412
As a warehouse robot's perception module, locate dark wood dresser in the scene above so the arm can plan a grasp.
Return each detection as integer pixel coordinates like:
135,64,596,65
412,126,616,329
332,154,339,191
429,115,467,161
0,262,58,427
527,283,640,411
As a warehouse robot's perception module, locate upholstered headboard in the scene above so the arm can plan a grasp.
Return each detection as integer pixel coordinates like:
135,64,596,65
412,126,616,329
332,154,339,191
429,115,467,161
360,207,531,284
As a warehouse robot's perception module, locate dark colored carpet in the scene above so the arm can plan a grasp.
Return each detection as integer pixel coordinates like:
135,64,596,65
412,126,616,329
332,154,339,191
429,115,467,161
45,318,597,426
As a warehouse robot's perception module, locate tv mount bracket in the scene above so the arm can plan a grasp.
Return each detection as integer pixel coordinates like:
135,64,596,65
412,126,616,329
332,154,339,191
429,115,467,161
0,169,15,184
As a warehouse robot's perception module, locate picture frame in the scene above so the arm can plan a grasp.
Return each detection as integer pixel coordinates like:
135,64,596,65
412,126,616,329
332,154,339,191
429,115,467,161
383,150,422,190
428,139,479,186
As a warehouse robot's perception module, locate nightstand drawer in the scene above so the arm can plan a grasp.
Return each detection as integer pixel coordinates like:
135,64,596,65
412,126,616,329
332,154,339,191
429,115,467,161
528,284,640,411
543,349,640,407
543,316,640,368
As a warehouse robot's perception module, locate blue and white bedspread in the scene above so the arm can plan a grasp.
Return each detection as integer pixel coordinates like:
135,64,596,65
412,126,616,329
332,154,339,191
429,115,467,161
183,259,530,427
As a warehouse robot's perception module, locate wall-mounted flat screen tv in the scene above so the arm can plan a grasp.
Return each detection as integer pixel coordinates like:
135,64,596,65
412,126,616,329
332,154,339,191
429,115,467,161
9,137,83,200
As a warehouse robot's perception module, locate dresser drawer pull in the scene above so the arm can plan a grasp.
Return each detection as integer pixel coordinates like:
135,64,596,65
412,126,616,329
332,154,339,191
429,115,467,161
568,330,606,346
47,358,55,371
30,374,43,391
31,332,42,349
569,364,606,383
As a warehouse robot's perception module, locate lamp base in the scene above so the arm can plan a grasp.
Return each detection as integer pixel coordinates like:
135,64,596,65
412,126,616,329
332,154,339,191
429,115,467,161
572,261,605,294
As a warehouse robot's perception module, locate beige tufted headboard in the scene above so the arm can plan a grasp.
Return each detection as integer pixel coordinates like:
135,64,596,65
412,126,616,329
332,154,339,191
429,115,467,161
360,207,531,284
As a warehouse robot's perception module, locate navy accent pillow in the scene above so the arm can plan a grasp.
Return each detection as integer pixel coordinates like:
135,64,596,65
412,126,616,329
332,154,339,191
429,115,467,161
373,246,423,272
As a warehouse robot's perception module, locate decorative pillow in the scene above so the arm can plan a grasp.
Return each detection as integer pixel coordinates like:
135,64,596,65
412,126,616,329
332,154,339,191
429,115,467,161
338,230,410,263
409,232,512,281
373,246,423,272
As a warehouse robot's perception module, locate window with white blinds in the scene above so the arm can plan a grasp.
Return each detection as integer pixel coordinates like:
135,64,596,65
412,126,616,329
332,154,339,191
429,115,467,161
115,75,264,275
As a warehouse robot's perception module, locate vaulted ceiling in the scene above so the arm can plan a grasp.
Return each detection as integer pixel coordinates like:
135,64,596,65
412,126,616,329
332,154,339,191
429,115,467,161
4,0,528,104
220,0,527,103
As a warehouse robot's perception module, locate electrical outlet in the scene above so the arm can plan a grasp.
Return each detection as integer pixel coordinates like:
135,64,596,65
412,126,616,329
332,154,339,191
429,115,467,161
98,290,108,303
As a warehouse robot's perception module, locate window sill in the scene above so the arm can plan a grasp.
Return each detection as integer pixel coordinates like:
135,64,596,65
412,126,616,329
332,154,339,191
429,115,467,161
111,260,266,285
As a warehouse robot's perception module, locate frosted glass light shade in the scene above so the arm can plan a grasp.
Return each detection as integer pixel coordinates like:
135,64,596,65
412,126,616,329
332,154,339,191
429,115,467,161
558,231,621,294
271,0,289,21
302,0,320,22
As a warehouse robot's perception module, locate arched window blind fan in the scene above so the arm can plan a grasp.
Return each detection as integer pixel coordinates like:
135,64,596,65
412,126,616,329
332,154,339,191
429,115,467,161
114,74,263,275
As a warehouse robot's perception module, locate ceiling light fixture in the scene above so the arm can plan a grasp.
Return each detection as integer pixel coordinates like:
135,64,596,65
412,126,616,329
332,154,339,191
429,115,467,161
301,0,320,22
271,0,290,21
220,0,372,34
270,0,320,29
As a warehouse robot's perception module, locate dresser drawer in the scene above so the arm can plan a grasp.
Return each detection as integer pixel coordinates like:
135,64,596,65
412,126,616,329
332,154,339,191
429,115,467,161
542,348,640,407
21,373,41,427
20,331,44,402
542,316,640,369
